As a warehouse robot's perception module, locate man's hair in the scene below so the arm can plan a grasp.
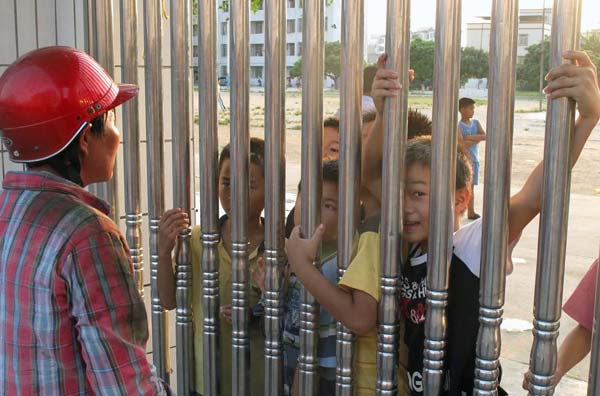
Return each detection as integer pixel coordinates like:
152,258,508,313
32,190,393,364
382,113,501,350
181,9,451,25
219,137,266,175
459,97,476,109
297,159,340,192
324,117,340,129
407,108,432,139
405,135,472,190
363,65,377,94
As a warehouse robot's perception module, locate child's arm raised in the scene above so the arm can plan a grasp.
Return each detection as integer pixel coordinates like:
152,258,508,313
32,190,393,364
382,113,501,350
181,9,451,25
287,225,378,335
157,208,190,310
508,51,600,243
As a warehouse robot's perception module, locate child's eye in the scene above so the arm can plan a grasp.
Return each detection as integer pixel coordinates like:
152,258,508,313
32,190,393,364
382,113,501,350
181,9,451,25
413,191,426,198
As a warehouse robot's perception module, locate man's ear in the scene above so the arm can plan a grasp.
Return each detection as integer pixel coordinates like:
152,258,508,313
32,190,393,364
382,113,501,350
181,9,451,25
454,186,471,215
77,125,92,158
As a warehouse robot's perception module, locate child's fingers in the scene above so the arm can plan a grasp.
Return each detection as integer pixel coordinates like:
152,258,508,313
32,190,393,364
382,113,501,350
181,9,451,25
562,50,595,68
377,53,387,69
373,79,402,91
375,68,399,81
545,86,578,100
544,76,579,93
545,63,582,81
409,69,415,81
308,224,326,251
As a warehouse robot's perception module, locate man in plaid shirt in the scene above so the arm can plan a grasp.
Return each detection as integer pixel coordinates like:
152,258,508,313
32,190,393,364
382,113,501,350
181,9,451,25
0,47,170,395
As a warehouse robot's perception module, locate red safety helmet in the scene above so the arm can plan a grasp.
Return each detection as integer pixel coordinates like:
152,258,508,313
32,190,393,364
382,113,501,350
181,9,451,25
0,46,138,162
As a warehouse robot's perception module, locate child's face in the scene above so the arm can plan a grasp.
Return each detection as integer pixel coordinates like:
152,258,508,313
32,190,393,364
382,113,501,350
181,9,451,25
459,104,475,119
402,163,473,248
323,126,340,160
403,164,431,247
293,180,339,242
218,159,265,220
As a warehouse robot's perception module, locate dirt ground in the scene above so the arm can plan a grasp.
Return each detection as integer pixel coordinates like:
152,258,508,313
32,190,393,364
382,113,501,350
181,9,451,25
197,89,600,394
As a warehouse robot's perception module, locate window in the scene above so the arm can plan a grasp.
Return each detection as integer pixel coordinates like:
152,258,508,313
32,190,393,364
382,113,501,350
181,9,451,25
287,19,295,33
251,66,263,79
287,0,295,8
251,21,264,34
221,22,228,35
297,18,302,33
297,43,302,56
325,17,328,32
193,45,198,57
221,44,227,58
193,23,198,37
287,43,295,56
251,44,264,57
518,34,529,46
220,66,228,77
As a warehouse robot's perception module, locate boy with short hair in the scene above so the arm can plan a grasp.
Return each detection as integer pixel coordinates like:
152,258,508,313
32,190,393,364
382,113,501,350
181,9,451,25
287,50,600,395
458,97,486,219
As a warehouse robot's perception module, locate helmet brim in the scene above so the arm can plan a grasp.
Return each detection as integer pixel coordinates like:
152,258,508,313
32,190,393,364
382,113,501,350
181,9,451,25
109,83,139,110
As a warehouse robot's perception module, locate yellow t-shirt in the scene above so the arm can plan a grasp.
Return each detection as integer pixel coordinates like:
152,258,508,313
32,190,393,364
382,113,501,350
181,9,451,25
191,224,265,396
339,216,409,396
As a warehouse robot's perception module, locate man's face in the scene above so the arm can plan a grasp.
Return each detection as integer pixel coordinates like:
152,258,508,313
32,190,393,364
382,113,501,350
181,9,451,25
323,126,340,160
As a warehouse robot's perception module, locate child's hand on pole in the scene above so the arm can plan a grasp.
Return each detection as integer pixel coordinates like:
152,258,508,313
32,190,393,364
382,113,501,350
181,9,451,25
544,50,600,122
158,208,189,259
287,224,326,274
372,54,401,114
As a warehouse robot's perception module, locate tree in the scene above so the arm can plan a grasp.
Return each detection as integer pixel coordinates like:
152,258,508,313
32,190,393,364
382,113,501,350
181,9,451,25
460,47,489,85
581,32,600,77
410,38,435,89
216,0,335,13
287,41,342,87
516,38,550,91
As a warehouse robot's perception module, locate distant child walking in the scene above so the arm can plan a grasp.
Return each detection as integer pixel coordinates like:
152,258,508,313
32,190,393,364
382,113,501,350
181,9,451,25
458,97,486,219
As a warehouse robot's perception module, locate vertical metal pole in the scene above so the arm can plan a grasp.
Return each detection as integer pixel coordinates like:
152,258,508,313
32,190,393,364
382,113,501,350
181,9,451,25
299,0,324,394
144,0,170,383
337,0,365,394
376,0,410,395
198,0,221,394
588,245,600,396
120,0,144,296
528,1,582,395
230,0,250,394
88,0,120,222
171,0,194,394
538,0,546,112
473,0,518,394
264,0,286,394
423,0,461,394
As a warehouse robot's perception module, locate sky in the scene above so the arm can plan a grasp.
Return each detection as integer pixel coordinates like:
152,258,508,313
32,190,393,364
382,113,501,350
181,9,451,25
365,0,600,39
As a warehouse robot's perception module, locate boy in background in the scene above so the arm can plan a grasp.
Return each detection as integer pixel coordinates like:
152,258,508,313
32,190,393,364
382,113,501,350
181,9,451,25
458,97,486,220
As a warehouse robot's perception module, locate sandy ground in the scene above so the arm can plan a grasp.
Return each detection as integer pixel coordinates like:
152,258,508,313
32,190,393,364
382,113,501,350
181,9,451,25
194,89,600,395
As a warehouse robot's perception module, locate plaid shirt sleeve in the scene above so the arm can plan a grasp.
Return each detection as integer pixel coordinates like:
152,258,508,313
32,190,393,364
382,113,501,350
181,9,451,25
63,229,168,396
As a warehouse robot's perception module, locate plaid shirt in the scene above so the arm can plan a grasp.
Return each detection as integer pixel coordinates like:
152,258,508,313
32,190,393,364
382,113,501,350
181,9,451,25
0,171,168,396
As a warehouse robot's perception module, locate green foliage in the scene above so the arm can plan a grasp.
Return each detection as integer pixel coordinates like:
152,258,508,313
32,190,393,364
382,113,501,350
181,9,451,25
217,0,335,13
410,38,435,89
460,47,489,85
516,38,550,91
287,41,342,86
581,33,600,76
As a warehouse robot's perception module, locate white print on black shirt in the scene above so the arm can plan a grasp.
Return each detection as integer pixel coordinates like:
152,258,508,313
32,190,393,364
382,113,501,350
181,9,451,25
400,276,427,325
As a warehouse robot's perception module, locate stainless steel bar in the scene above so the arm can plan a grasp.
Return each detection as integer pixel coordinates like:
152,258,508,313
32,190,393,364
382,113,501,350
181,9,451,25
198,0,221,394
337,0,365,394
528,1,582,395
264,0,286,394
120,0,143,296
588,245,600,396
230,0,250,394
299,0,324,394
473,0,518,394
423,0,462,394
87,0,119,222
144,0,170,383
377,0,410,395
171,0,194,394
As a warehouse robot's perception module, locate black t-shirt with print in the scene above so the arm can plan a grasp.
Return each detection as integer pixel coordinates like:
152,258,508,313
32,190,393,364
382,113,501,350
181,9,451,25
399,219,508,396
